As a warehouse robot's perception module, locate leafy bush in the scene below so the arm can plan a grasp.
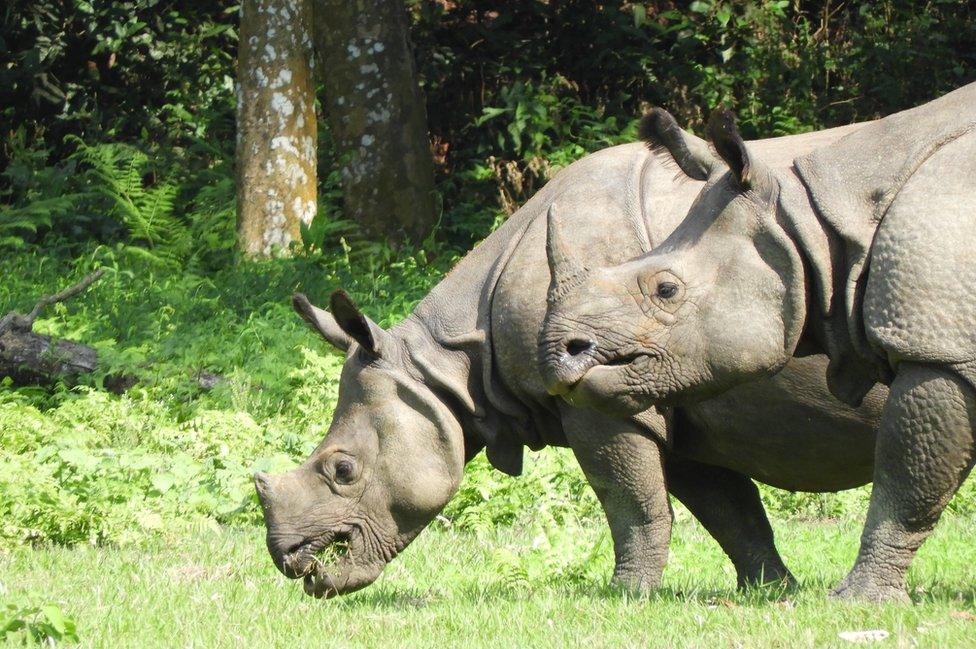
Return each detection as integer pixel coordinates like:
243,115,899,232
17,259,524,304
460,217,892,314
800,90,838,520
0,0,238,168
0,592,78,645
444,451,599,534
7,1,975,251
0,238,453,547
0,135,239,269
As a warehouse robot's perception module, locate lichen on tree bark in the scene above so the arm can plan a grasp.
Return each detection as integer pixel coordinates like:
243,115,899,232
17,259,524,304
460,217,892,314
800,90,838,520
313,0,437,243
236,0,317,257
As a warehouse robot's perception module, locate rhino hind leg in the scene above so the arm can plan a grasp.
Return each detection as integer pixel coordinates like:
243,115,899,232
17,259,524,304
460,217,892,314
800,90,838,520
832,362,976,603
665,455,793,589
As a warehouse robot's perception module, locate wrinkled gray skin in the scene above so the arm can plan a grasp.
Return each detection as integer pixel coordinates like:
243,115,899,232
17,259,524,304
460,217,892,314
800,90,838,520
254,121,887,599
541,83,976,602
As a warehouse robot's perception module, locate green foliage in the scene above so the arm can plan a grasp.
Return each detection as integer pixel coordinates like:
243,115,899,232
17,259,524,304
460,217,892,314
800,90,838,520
0,131,78,248
0,0,238,168
417,0,976,145
475,77,628,163
0,593,78,645
6,1,976,250
68,138,189,264
0,136,238,270
444,451,599,534
408,0,976,235
0,239,452,547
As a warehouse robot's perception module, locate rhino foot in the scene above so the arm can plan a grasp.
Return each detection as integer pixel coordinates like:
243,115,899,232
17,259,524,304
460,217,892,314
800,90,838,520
736,564,794,591
610,569,662,598
829,572,911,604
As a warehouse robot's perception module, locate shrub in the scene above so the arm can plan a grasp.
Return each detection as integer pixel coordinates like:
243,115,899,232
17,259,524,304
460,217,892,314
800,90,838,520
0,593,78,645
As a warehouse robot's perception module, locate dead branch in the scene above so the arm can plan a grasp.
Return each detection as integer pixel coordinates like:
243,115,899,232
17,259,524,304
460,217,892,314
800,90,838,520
0,269,106,385
0,268,106,335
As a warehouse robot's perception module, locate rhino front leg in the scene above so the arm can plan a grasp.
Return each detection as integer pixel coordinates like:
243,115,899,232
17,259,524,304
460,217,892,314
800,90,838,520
665,455,793,589
832,363,976,603
559,404,672,595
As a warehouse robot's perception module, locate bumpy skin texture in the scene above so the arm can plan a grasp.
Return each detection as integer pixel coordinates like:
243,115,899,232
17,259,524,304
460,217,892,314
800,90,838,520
559,404,673,592
258,125,890,598
839,112,976,601
832,363,976,602
864,131,976,366
539,83,976,601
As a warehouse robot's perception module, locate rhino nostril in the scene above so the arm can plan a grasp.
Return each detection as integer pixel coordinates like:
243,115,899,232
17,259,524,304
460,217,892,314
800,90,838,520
564,338,596,357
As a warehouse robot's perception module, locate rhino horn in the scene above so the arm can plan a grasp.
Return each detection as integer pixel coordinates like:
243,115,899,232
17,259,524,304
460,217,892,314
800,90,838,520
545,203,588,303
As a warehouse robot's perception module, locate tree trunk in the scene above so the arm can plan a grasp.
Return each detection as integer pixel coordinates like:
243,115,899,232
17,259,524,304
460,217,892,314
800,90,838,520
313,0,436,244
236,0,318,257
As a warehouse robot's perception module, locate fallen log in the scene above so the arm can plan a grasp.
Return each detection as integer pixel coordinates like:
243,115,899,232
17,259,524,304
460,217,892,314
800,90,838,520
0,269,104,385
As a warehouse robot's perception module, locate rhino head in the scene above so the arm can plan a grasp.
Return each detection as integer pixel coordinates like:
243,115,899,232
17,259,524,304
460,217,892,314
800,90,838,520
254,291,465,598
539,108,809,415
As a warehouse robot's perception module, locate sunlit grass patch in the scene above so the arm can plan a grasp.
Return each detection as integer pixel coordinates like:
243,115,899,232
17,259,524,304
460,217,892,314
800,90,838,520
3,514,976,648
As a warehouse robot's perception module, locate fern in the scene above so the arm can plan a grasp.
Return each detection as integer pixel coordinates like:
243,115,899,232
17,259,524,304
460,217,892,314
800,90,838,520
0,131,79,248
67,137,191,265
185,175,236,269
0,199,56,247
4,136,235,265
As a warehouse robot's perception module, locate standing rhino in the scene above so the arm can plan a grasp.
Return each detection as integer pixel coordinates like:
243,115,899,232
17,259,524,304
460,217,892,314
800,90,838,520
254,122,885,599
540,83,976,602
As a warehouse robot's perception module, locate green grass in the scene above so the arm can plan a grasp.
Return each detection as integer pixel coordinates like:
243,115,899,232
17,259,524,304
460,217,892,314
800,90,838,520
3,510,976,648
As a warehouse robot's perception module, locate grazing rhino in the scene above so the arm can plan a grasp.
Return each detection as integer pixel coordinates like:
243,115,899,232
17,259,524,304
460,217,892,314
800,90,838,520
253,122,885,599
540,83,976,602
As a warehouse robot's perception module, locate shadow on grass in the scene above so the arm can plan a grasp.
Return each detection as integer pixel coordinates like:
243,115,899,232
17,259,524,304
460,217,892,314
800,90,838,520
331,577,800,610
331,576,976,610
332,587,452,611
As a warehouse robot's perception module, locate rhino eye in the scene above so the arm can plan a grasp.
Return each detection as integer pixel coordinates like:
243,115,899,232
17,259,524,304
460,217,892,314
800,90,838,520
657,282,679,299
334,459,356,484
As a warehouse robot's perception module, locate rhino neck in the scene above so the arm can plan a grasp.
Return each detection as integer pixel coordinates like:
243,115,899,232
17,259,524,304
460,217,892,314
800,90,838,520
777,168,885,406
392,211,543,477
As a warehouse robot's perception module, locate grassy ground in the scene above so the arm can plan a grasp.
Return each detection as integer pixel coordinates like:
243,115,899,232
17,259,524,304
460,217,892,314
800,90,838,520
3,510,976,648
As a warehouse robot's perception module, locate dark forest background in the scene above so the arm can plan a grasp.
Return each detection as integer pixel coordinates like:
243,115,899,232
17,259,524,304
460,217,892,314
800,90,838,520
3,1,974,256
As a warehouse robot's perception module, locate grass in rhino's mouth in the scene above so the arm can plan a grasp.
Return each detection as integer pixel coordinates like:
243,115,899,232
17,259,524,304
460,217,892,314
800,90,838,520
310,534,351,570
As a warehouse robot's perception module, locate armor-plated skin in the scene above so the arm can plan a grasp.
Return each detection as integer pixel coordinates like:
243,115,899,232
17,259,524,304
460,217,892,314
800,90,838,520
255,123,886,599
540,83,976,601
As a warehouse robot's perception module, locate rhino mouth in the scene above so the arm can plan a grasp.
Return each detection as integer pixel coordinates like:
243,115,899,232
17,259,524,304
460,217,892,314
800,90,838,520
601,351,655,368
560,352,657,409
279,529,351,577
570,351,652,386
292,529,384,599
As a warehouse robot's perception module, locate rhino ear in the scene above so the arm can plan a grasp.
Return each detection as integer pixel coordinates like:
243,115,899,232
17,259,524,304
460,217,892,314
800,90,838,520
329,290,391,357
292,293,354,351
707,107,757,188
639,107,719,181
